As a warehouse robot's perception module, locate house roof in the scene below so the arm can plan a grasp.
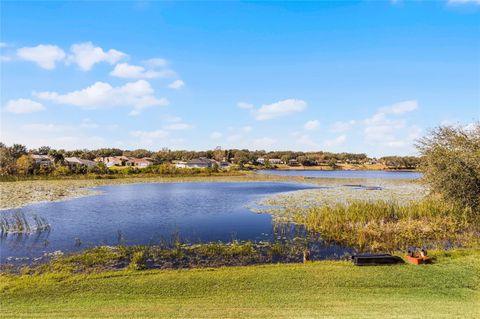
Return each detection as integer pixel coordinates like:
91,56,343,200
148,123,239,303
127,158,153,164
32,154,52,160
64,157,96,166
187,157,216,165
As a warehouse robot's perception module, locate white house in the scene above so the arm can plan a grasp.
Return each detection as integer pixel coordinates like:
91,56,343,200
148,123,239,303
64,157,97,168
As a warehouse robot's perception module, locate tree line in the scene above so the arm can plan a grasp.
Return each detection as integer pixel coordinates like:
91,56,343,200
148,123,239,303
0,142,422,177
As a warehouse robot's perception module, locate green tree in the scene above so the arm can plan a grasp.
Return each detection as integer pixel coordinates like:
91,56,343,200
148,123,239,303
9,144,27,159
16,155,35,175
416,123,480,212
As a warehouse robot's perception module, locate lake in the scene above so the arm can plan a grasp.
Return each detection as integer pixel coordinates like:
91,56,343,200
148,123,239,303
257,169,422,179
0,182,354,263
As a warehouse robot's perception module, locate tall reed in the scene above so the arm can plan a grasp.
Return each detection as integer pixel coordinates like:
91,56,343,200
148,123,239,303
293,199,478,252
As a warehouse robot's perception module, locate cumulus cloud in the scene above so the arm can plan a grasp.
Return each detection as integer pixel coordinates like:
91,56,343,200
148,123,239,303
304,120,320,130
3,98,45,114
168,79,185,89
110,63,172,79
331,120,356,133
379,100,417,115
34,80,168,115
67,42,127,71
237,102,254,109
254,99,306,121
363,100,420,148
1,120,108,149
16,44,66,69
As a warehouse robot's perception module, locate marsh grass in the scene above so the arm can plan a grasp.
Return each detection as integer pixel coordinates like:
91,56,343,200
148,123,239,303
0,211,50,235
293,199,479,252
13,240,316,275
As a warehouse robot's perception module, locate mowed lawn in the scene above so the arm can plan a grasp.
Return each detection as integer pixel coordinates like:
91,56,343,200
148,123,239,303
1,250,479,319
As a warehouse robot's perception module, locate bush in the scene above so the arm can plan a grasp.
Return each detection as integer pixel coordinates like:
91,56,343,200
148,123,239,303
416,123,480,212
128,251,148,270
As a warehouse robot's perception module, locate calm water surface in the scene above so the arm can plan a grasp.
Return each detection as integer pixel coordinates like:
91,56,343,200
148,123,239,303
257,169,422,179
1,182,354,263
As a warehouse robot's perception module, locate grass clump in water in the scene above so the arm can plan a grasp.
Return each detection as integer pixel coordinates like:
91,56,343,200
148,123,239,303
0,211,50,235
294,198,479,252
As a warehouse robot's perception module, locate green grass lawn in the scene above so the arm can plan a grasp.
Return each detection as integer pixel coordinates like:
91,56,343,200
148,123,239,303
1,249,479,318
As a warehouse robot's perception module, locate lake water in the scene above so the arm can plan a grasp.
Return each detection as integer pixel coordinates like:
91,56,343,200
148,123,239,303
257,169,422,179
0,182,354,263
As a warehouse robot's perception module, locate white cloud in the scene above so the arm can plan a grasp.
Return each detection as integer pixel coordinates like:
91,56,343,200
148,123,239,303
0,42,7,48
34,80,168,115
323,135,347,148
67,42,127,71
448,0,480,5
255,99,306,121
168,80,185,89
237,102,254,109
331,120,356,133
210,132,223,140
143,58,168,68
363,100,420,148
110,63,170,79
16,44,66,70
304,120,320,130
3,98,45,114
379,100,417,115
252,137,277,150
2,121,107,150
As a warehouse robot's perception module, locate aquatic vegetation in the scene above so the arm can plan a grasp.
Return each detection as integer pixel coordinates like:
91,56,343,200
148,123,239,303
0,211,50,235
263,196,479,252
11,239,344,274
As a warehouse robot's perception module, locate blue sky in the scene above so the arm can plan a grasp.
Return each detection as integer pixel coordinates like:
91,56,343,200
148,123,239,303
1,0,479,157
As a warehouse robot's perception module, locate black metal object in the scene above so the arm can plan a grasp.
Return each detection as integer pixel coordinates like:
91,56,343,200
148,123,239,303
351,254,404,266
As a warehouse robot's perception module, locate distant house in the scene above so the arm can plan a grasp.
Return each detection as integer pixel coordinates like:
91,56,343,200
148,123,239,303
31,155,54,167
173,160,188,168
288,159,301,166
257,158,282,165
96,156,128,167
126,158,153,168
186,157,217,168
269,158,282,165
219,161,230,168
64,157,97,168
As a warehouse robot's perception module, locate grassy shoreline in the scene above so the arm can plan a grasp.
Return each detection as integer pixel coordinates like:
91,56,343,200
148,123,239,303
1,249,478,318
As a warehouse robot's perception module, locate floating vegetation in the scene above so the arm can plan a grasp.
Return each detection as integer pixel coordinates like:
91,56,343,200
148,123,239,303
0,211,50,235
